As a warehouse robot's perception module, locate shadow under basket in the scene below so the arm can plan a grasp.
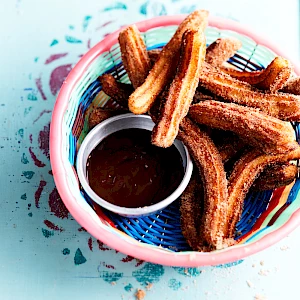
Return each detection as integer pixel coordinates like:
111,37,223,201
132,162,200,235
61,22,300,259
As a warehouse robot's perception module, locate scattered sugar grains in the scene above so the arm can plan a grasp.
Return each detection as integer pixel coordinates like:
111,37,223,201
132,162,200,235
246,280,254,288
135,289,146,300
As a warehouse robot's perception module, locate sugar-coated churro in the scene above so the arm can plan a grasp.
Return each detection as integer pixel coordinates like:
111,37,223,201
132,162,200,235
252,163,298,191
179,118,232,250
223,56,292,92
180,176,204,250
152,29,206,148
128,10,209,114
88,107,126,129
118,25,151,89
189,100,298,155
198,63,300,121
99,74,133,108
281,77,300,95
205,37,242,67
226,146,300,238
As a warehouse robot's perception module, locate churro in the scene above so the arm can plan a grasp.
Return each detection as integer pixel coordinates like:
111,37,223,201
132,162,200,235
205,37,242,67
223,56,292,92
281,77,300,95
128,10,209,114
88,107,126,129
252,163,298,191
118,25,151,89
226,146,300,238
189,101,298,155
180,176,204,250
179,118,231,250
148,89,168,124
99,74,133,108
152,29,206,148
198,63,300,121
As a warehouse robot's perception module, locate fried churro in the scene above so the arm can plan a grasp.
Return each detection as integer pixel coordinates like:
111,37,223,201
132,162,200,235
180,176,204,250
118,25,151,89
179,118,231,250
152,29,206,148
198,63,300,121
252,163,298,191
128,10,209,114
226,146,300,238
88,107,126,129
223,56,292,92
205,37,242,67
148,89,168,124
99,74,133,108
281,77,300,95
189,101,298,155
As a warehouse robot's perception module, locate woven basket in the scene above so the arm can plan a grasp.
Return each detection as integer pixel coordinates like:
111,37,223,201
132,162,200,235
50,15,300,266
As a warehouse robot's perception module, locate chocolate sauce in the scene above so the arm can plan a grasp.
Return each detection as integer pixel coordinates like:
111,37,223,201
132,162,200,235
86,128,184,208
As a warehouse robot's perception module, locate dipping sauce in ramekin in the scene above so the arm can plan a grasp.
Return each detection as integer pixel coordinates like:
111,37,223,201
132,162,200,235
76,114,193,217
86,128,184,208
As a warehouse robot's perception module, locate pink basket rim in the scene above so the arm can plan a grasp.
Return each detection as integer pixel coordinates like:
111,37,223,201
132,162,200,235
50,14,300,267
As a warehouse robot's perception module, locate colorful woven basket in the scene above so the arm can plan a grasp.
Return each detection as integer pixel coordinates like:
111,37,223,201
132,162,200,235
50,15,300,266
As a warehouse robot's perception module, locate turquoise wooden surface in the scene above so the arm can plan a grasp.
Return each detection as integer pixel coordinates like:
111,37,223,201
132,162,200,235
1,0,300,299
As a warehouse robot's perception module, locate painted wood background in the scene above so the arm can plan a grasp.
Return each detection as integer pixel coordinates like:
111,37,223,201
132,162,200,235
1,0,299,299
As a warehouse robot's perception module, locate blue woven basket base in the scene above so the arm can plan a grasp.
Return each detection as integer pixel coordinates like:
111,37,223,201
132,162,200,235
70,42,300,252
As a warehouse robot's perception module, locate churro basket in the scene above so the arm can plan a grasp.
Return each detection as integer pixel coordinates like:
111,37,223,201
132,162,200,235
50,15,300,266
